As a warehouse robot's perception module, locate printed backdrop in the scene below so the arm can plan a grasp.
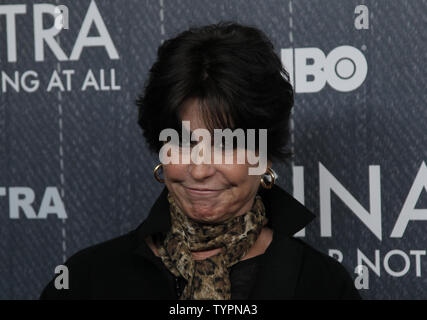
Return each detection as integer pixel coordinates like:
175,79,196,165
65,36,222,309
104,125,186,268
0,0,426,299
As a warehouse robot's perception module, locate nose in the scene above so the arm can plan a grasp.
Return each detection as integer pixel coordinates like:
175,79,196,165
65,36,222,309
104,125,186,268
188,163,216,181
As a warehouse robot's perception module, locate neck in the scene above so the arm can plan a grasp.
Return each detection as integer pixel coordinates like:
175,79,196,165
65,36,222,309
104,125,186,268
191,247,223,260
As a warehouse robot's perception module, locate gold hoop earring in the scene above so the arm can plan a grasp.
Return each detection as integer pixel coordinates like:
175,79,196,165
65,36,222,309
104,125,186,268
153,164,165,183
260,167,277,189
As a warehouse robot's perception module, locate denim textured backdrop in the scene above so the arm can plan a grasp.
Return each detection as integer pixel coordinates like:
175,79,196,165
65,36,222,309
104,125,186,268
0,0,426,299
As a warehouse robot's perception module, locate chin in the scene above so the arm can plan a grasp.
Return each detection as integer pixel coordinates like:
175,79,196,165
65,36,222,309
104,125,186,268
187,209,225,224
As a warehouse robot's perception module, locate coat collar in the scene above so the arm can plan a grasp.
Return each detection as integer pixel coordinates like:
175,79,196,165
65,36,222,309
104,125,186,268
134,184,315,249
132,185,316,299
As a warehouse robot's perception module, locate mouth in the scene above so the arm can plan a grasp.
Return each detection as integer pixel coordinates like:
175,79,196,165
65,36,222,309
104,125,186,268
183,185,225,196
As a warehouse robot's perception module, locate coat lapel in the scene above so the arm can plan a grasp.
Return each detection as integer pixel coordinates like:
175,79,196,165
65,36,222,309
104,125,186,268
251,185,315,299
249,232,306,299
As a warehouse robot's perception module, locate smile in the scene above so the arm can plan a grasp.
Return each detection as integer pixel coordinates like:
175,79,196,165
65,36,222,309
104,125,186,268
183,186,224,197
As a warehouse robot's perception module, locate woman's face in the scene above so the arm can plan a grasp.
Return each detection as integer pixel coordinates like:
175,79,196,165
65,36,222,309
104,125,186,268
163,98,271,224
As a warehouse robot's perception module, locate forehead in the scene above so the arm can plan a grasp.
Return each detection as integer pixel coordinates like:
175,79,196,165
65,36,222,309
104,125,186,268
179,98,207,130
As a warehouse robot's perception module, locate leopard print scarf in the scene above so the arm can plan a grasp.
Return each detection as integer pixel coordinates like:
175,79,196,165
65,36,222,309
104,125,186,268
155,193,267,300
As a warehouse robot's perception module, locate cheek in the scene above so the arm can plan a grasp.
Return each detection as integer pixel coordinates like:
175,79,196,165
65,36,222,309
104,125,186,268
219,164,260,189
164,164,188,180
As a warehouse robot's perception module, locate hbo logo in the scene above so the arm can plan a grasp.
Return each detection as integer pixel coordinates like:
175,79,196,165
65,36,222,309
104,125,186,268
281,46,368,93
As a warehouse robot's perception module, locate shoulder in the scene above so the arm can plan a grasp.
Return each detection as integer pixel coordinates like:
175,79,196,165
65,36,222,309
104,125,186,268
282,236,362,300
66,230,138,269
39,230,137,300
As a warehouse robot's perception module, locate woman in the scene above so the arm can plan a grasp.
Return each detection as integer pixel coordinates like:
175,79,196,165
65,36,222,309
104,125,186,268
40,22,361,300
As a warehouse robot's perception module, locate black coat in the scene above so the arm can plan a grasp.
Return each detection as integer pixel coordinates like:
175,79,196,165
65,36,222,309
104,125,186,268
40,185,361,300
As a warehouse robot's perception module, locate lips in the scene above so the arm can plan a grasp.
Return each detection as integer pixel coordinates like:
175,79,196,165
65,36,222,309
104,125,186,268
183,185,224,196
186,187,222,191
